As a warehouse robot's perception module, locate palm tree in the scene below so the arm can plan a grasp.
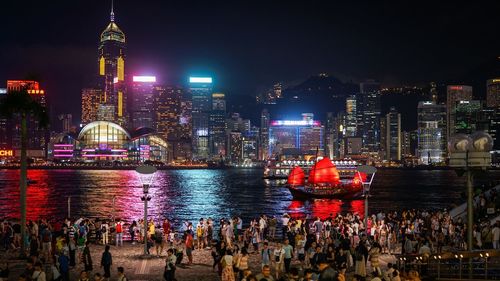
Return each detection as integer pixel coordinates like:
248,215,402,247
0,89,48,255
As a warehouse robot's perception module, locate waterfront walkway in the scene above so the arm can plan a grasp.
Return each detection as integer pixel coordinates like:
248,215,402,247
0,242,397,280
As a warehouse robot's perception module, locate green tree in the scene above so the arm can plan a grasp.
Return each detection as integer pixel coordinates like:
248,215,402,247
0,89,49,255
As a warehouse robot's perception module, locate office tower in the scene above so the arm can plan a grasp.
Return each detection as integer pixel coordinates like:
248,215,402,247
487,79,500,108
417,101,447,164
401,131,411,157
345,95,357,137
97,105,115,122
227,113,251,133
268,114,324,157
446,85,473,139
81,88,103,125
380,118,386,160
154,85,190,161
58,114,73,133
453,100,482,135
98,2,127,126
6,80,48,157
359,81,381,153
130,76,156,129
0,88,9,149
259,109,270,160
189,77,213,160
227,131,242,164
384,107,401,161
324,112,336,159
209,93,226,158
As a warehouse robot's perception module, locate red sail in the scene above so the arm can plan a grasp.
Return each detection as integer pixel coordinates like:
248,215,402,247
308,157,340,185
287,166,305,185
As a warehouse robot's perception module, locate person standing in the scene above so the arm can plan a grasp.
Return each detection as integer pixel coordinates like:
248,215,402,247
58,251,70,281
115,220,123,247
282,239,294,273
492,221,500,249
185,231,194,265
129,221,137,245
221,249,235,281
164,249,177,281
273,243,285,280
101,221,109,245
100,245,112,280
82,241,93,272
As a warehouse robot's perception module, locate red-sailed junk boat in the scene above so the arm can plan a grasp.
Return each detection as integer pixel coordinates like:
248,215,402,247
286,157,365,199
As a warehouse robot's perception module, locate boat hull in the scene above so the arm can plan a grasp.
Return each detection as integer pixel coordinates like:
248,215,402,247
287,185,362,200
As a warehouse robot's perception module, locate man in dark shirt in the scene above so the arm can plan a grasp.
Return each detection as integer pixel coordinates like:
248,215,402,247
317,254,337,281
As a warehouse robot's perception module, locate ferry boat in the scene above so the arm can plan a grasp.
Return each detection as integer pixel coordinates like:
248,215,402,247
286,157,365,199
263,159,315,179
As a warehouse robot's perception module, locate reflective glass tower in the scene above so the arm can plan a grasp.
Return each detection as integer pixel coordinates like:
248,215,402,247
189,77,213,160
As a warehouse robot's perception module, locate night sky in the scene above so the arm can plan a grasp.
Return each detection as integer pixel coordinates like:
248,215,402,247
0,1,499,123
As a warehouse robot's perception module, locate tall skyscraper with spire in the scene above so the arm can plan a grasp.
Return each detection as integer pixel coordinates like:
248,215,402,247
97,1,127,126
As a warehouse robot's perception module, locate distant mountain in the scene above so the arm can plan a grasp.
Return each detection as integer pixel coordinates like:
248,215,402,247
269,74,358,120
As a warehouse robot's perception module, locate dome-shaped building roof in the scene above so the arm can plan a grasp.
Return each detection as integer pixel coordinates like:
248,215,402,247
100,21,125,43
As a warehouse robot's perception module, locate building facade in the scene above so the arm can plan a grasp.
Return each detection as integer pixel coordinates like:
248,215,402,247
446,85,473,139
209,93,226,158
189,77,213,160
487,79,500,108
417,101,447,164
130,76,156,129
359,81,381,154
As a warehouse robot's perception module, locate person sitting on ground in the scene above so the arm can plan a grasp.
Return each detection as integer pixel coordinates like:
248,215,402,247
317,254,337,281
117,267,128,281
31,262,46,281
77,270,89,281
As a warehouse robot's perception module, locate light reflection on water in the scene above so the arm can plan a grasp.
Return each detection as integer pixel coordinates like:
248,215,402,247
1,169,500,227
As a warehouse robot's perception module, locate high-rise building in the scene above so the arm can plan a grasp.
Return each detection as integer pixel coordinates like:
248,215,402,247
81,88,103,125
154,85,190,161
209,93,226,158
417,101,447,164
268,114,324,157
429,82,438,103
324,112,336,159
189,77,213,160
0,88,9,149
345,95,357,137
487,79,500,108
6,80,48,157
227,131,242,164
446,85,472,139
384,107,401,161
58,114,73,133
453,100,482,135
359,81,381,154
259,109,270,160
226,113,250,133
98,3,127,126
130,76,156,129
401,131,411,157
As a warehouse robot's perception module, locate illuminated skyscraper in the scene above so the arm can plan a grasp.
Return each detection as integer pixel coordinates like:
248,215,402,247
58,114,73,133
227,131,243,164
417,101,446,164
0,88,9,149
359,81,381,154
446,85,472,139
345,95,357,137
154,85,191,161
6,80,48,157
130,76,156,129
384,107,401,161
81,88,103,125
98,2,127,126
453,100,482,135
189,77,213,160
259,109,270,160
487,79,500,108
209,93,226,158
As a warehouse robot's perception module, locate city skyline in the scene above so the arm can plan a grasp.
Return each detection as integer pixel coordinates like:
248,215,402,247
0,1,499,123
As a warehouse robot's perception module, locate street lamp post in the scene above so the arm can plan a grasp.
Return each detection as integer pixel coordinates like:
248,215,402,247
357,165,377,230
449,132,493,278
135,165,157,257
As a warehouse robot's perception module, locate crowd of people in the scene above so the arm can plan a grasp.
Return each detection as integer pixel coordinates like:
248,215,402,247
1,202,499,281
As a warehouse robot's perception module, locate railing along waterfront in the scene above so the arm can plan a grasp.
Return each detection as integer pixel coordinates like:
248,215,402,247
397,250,500,280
